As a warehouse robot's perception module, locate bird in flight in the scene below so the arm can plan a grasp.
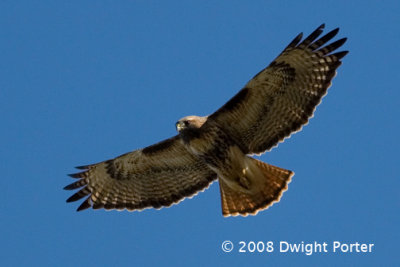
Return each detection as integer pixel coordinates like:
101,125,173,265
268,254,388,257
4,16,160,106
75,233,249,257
65,24,348,217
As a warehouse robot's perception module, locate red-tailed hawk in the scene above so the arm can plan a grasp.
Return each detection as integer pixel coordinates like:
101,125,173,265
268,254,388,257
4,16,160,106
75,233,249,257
65,24,347,217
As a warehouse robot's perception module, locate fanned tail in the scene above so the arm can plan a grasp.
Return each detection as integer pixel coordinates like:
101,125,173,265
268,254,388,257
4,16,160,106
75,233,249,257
219,158,293,217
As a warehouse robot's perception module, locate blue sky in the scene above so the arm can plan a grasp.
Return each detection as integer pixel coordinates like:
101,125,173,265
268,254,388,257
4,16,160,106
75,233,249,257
1,1,399,266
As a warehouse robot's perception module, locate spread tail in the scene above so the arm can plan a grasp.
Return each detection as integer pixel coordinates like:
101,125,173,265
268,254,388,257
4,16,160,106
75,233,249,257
219,158,293,217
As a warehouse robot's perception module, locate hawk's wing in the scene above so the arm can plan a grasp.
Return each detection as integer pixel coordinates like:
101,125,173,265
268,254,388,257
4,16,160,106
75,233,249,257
65,136,217,211
208,24,348,155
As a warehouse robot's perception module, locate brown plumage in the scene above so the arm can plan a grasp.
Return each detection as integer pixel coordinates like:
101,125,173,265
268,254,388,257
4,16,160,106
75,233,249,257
65,24,348,216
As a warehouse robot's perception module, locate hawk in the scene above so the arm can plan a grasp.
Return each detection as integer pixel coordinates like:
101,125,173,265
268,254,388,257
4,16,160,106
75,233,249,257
65,24,348,217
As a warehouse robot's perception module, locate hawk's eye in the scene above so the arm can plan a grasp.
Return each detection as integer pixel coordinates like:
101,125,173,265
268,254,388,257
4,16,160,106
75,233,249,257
184,121,189,126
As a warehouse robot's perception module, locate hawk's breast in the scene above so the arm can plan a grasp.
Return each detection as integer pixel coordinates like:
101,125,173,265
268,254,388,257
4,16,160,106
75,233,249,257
182,124,236,169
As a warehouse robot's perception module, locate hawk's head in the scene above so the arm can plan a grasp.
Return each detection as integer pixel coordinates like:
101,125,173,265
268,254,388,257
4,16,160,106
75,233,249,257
176,116,208,133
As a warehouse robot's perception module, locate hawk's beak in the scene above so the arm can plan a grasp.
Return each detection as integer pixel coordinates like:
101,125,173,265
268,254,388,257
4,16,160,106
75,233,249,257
176,121,183,132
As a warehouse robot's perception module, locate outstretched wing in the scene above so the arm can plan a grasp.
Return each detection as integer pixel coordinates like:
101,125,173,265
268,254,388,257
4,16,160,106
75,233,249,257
208,24,348,155
65,136,217,211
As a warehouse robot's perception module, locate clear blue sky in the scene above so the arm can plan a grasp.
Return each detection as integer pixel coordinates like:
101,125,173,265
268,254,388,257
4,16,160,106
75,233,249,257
1,1,398,266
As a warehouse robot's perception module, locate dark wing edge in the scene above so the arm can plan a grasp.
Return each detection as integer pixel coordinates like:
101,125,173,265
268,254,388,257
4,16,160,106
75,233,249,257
65,136,217,212
208,24,348,155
